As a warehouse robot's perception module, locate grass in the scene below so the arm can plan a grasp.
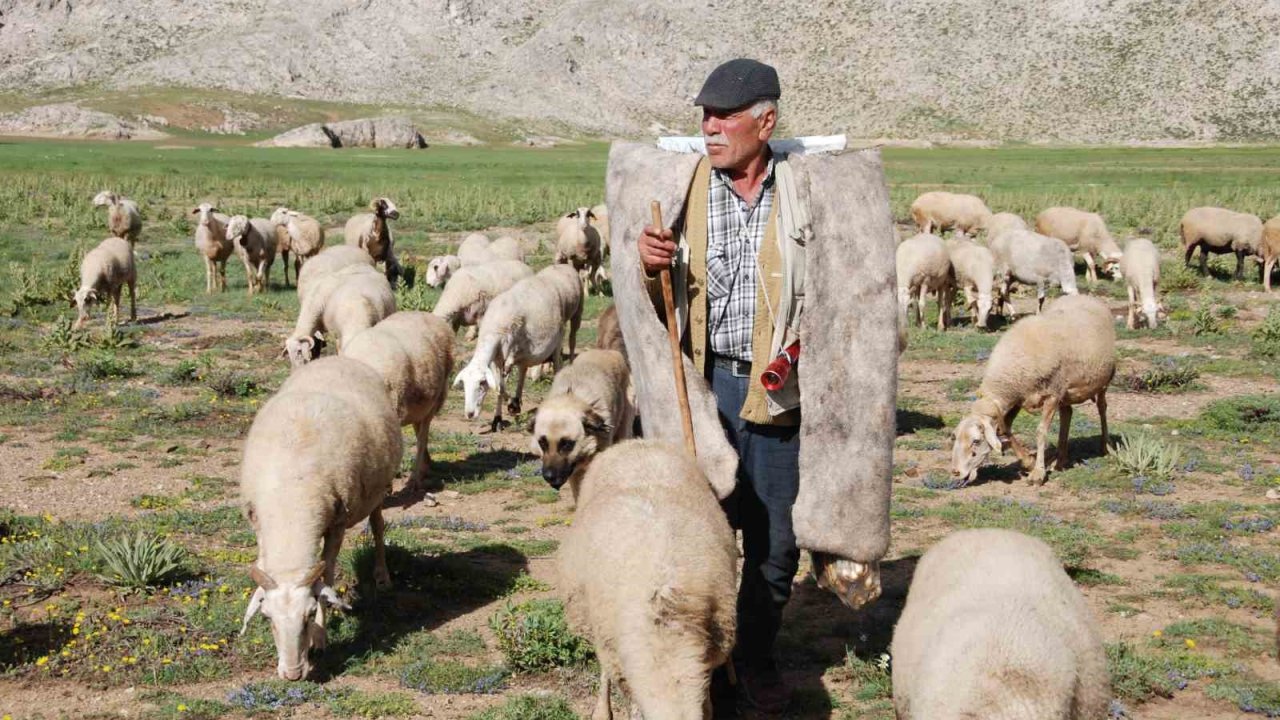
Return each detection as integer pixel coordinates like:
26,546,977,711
490,599,593,672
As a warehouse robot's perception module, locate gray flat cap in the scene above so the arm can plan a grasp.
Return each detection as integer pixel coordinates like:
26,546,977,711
694,58,781,110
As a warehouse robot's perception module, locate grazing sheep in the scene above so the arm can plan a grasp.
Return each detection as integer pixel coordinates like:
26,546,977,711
532,349,635,490
558,440,736,720
945,235,995,328
425,255,461,287
453,264,583,430
431,260,534,333
555,206,604,295
591,202,610,258
296,245,375,304
344,197,402,287
92,191,142,245
910,191,992,235
1181,206,1264,281
951,294,1115,485
284,264,396,367
457,233,492,266
984,212,1027,244
226,215,278,295
239,356,401,681
989,229,1079,315
275,225,295,287
891,529,1109,720
896,232,954,331
1119,238,1161,329
192,202,233,293
596,303,626,356
1035,207,1124,284
271,207,326,281
489,235,527,263
73,236,136,330
341,312,453,506
1264,216,1280,293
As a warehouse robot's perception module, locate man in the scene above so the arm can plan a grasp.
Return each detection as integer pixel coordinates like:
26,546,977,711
638,58,800,714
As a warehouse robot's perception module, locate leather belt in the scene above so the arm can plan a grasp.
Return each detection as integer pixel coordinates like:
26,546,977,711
711,354,752,378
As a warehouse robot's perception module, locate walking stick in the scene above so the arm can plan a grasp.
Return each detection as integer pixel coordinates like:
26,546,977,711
651,200,697,457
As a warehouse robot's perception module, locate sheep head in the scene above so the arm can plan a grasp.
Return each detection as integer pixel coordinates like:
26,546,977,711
572,206,594,228
282,333,324,368
240,562,348,682
225,215,250,244
92,191,118,207
951,413,1002,486
974,292,992,329
191,203,220,226
72,286,98,328
425,255,459,288
269,207,292,227
373,198,400,221
453,360,500,420
531,394,612,492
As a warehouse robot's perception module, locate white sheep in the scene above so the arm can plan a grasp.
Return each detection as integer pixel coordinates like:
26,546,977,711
983,212,1027,244
558,440,736,720
951,294,1115,485
431,259,534,334
1181,206,1265,282
896,232,954,331
193,202,233,293
239,356,401,681
457,233,492,266
1035,207,1124,284
531,349,635,491
489,235,527,263
591,202,610,259
296,245,375,304
555,207,604,295
284,263,396,367
1264,216,1280,293
270,207,326,281
340,311,454,506
274,224,295,287
226,215,278,295
1119,238,1161,329
453,264,583,430
73,236,136,330
891,528,1109,720
910,191,992,235
945,234,995,328
424,255,461,288
989,229,1079,315
344,197,402,287
92,191,142,245
596,303,625,356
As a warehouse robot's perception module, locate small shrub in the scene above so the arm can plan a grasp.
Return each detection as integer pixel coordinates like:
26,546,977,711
78,351,140,380
1190,306,1221,336
163,359,202,385
205,370,262,398
1106,642,1227,702
42,315,92,352
1199,396,1280,435
399,659,508,694
326,690,418,718
227,681,325,712
1120,359,1200,393
489,598,592,672
469,695,580,720
1112,433,1182,482
1160,264,1202,292
1251,307,1280,359
1207,678,1280,716
844,651,893,701
94,531,188,590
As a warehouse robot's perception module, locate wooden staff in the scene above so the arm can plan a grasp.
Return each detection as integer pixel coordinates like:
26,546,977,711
651,200,696,457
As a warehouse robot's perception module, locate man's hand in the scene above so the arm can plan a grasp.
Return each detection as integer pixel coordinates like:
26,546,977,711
638,225,676,275
812,552,881,610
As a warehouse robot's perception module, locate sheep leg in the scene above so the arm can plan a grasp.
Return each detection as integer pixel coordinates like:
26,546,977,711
1055,402,1073,470
1199,246,1208,275
1002,406,1033,466
260,261,271,293
1035,281,1046,313
1083,252,1097,285
204,257,214,294
1096,388,1109,456
408,417,443,492
127,277,136,322
108,287,121,328
568,307,582,362
1235,250,1245,280
508,366,527,416
218,260,228,293
592,671,613,720
1028,402,1057,484
370,507,391,590
916,284,927,328
312,524,347,649
1265,257,1275,293
281,250,290,287
242,257,256,296
1126,285,1137,330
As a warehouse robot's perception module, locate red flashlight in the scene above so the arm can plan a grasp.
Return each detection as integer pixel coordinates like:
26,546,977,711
761,341,800,391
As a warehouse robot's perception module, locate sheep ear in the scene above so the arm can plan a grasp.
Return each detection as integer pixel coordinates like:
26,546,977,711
485,365,501,390
318,585,352,611
587,210,597,220
190,207,200,215
240,587,266,635
980,417,1002,454
582,409,612,437
452,372,464,388
249,564,277,591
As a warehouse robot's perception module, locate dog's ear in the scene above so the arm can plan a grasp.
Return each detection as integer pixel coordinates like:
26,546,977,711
524,411,538,434
582,408,613,438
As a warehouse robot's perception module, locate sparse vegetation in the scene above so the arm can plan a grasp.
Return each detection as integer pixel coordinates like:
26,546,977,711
490,599,593,672
1112,433,1183,482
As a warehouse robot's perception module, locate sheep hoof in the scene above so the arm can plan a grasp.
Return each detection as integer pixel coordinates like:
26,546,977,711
507,400,522,415
374,568,392,590
1027,467,1048,485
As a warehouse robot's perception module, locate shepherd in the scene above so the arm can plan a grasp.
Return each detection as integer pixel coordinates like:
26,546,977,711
606,58,899,714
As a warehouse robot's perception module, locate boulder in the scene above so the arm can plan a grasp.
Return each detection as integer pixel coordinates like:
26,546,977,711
0,103,168,140
253,122,337,148
327,116,426,148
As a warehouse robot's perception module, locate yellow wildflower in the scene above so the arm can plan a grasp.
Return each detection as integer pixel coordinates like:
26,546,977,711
177,705,188,713
1185,639,1196,649
1152,630,1163,638
35,656,48,666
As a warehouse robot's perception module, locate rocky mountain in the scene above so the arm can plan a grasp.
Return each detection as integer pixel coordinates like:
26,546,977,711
1,0,1277,143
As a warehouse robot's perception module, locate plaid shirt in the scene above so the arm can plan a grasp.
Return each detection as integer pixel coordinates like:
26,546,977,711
705,157,776,362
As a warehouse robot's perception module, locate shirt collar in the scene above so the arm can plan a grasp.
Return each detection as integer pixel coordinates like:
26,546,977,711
711,151,776,207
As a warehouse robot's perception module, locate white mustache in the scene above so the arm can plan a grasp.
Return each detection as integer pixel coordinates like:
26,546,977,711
704,134,729,146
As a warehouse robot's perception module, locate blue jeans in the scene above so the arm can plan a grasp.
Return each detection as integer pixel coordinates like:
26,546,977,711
710,362,801,667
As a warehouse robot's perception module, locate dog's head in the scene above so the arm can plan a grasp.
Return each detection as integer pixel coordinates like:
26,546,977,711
531,393,612,492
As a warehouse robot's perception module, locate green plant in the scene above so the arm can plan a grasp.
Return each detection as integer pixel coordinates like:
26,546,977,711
1190,306,1221,336
42,315,92,352
469,695,580,720
163,359,202,385
844,651,893,701
326,690,418,718
204,369,262,398
1120,360,1200,393
78,350,140,380
1111,433,1182,481
94,531,189,590
489,598,592,672
1251,306,1280,358
399,658,508,694
1198,396,1280,435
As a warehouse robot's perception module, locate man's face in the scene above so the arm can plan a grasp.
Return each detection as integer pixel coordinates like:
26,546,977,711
702,103,776,171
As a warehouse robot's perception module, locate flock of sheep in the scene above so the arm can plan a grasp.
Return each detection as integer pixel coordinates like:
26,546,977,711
62,184,1277,718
